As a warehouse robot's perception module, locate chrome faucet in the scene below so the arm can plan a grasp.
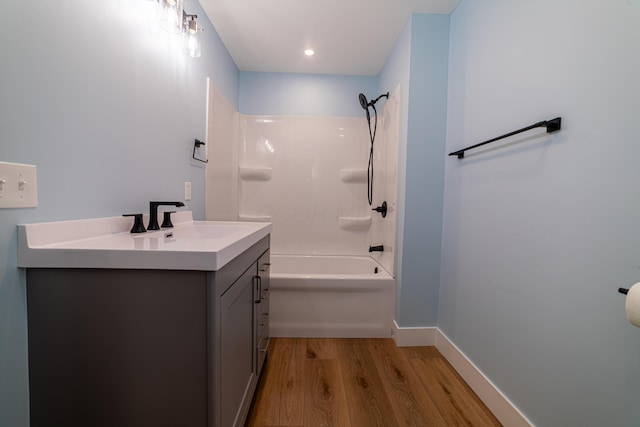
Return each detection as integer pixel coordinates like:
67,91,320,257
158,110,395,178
148,201,185,230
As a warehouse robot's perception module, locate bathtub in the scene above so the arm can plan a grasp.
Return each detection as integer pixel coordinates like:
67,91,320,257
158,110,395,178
269,255,395,338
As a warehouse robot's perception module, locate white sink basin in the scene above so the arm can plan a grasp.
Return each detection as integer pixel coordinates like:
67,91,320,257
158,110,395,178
18,211,271,271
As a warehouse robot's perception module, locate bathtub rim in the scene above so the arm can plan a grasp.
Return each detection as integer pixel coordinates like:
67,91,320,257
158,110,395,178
269,254,393,278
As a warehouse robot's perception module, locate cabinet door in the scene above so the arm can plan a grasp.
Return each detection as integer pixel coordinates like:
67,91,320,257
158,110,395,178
220,265,256,427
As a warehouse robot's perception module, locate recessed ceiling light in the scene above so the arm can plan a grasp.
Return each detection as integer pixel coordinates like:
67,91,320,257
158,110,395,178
304,49,315,57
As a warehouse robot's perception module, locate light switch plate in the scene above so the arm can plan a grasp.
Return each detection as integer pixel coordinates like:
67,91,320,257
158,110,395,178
184,181,192,201
0,161,38,208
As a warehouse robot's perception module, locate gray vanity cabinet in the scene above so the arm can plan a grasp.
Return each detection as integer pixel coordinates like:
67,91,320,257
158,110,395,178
26,236,269,427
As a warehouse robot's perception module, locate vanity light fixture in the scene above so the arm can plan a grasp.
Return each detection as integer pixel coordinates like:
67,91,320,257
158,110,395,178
150,0,204,57
184,13,203,58
157,0,184,34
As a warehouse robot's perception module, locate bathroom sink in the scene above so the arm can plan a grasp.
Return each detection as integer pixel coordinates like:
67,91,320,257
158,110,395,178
17,211,271,271
169,223,250,240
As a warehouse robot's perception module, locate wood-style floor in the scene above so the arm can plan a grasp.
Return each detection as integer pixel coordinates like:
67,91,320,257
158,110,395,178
246,338,501,427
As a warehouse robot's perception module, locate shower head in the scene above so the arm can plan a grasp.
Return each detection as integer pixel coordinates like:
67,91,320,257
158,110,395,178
358,93,369,110
358,93,371,122
358,92,389,110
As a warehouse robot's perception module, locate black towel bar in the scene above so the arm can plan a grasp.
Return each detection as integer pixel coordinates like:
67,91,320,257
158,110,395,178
448,117,562,159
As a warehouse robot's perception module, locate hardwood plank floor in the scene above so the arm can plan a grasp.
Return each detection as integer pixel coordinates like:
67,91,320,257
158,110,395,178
246,338,501,427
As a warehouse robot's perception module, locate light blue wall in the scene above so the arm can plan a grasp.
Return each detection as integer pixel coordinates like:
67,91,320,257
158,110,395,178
0,1,239,425
239,72,377,117
402,14,450,326
378,14,450,327
441,0,640,425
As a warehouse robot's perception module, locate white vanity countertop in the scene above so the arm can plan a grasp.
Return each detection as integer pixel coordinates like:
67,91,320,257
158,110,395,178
17,211,271,271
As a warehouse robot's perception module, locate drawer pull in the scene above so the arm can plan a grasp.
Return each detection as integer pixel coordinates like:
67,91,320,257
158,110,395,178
254,276,262,304
260,263,271,272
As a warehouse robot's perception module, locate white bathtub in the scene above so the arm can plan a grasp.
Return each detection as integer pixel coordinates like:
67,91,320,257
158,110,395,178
269,255,396,338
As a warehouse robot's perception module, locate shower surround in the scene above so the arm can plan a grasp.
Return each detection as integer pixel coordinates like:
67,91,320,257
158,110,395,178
206,84,400,337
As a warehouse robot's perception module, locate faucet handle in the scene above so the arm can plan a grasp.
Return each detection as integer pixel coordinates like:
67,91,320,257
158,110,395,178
161,211,176,228
123,214,146,233
372,201,388,218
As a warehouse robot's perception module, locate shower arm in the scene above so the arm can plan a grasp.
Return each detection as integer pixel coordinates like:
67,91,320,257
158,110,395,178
369,92,389,107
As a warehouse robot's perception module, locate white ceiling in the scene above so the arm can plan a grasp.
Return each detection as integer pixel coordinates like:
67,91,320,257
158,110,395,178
198,0,460,76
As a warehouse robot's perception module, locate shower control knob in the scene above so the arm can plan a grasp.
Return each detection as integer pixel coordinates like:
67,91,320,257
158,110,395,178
372,201,387,218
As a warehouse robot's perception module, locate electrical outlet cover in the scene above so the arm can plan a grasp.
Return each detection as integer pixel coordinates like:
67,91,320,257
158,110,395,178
185,181,192,201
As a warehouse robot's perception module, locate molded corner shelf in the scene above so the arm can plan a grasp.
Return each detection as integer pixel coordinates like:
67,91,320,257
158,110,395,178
339,168,367,183
239,166,272,181
238,214,272,222
338,216,371,231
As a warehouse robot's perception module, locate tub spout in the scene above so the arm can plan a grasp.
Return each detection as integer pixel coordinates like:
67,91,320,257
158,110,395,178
369,245,384,252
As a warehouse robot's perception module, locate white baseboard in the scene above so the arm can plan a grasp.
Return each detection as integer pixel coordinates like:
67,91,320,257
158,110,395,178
435,329,534,427
391,320,437,346
391,322,533,427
